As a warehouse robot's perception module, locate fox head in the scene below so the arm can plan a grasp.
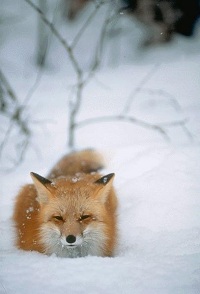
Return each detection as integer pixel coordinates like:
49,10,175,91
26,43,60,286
30,172,115,257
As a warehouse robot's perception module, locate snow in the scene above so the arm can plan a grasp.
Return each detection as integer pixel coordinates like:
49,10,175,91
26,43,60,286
0,1,200,293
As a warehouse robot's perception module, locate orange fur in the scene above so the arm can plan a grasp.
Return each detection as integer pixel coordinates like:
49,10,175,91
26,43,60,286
47,149,105,178
13,150,118,257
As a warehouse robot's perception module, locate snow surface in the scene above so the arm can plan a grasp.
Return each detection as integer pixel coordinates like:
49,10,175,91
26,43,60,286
0,1,200,293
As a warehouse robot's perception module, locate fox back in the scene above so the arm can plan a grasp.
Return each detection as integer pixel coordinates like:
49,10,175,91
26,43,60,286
13,150,118,257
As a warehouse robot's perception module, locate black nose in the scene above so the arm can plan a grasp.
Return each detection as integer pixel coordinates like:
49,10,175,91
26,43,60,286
66,235,76,244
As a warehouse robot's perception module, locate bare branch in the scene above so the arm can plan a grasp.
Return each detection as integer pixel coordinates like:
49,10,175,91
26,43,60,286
23,0,193,149
0,282,7,294
75,114,192,141
71,1,104,49
24,2,60,105
0,120,14,157
180,125,194,142
158,119,188,127
123,63,160,114
0,68,17,102
24,0,82,78
23,69,43,105
0,68,31,167
68,79,84,148
66,1,113,148
138,88,181,111
85,5,118,83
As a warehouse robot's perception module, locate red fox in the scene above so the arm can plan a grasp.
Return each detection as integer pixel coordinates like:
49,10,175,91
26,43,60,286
13,150,118,257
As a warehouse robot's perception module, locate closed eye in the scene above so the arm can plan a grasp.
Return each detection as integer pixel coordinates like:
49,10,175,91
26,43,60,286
79,215,90,221
53,216,63,221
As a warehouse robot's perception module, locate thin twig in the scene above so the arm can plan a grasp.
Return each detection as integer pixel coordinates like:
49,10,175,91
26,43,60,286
158,119,188,127
0,120,14,158
123,63,160,114
176,124,194,142
139,88,181,111
23,70,43,105
67,1,112,148
84,5,118,84
71,1,103,49
0,282,7,294
24,0,82,78
24,0,193,148
0,68,31,166
0,68,17,102
68,77,83,148
75,114,191,141
76,114,170,138
24,0,60,105
92,8,117,71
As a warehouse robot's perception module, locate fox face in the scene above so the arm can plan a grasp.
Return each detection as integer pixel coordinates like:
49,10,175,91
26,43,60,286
31,172,116,257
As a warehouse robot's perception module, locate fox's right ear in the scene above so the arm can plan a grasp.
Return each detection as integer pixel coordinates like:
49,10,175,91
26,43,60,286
94,173,115,204
30,172,55,204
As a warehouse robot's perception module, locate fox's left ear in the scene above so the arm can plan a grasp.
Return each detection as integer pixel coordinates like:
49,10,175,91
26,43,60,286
94,173,115,204
30,172,55,204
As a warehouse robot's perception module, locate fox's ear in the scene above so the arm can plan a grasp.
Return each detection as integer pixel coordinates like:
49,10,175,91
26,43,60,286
30,172,55,204
94,173,115,204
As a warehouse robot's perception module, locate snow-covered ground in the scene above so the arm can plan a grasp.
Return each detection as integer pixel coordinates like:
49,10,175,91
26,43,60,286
0,1,200,293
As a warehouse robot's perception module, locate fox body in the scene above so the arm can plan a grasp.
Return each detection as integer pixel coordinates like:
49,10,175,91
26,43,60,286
13,150,118,257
